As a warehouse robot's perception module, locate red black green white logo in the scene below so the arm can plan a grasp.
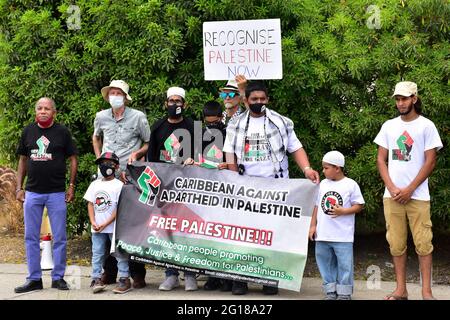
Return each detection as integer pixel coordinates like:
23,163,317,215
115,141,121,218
321,191,343,215
138,167,161,206
94,191,112,213
392,130,414,161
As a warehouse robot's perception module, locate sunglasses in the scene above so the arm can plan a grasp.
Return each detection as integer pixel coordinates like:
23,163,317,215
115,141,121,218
219,92,238,99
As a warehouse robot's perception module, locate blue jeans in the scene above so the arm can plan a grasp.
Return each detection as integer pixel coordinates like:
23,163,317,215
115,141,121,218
315,241,353,295
165,268,195,277
24,191,67,281
92,232,129,279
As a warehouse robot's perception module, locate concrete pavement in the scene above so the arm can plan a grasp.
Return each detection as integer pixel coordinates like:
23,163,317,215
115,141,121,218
1,264,449,300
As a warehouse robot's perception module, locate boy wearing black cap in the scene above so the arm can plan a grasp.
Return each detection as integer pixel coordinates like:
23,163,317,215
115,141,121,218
83,152,131,294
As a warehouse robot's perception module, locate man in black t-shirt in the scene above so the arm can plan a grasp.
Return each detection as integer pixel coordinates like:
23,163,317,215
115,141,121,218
146,87,199,291
147,87,195,165
14,97,78,293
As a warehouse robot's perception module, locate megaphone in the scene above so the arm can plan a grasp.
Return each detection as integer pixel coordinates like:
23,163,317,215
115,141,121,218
40,233,54,271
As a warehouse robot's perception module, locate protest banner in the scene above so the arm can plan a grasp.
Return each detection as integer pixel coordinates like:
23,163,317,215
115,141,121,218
114,162,318,291
203,19,282,80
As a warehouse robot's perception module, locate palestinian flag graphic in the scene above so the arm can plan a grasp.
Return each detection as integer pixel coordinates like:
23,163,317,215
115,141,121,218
320,191,343,215
161,133,181,162
392,130,414,161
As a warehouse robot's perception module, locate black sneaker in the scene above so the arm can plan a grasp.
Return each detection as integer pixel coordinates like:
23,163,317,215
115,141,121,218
262,285,278,295
204,277,221,291
14,279,43,293
324,292,337,300
231,281,248,295
220,279,232,292
51,278,69,290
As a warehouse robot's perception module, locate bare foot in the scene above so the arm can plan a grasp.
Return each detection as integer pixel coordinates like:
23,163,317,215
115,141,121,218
384,290,408,300
422,291,436,300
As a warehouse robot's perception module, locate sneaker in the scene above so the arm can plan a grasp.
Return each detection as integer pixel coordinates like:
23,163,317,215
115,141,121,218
91,278,106,294
204,277,221,291
14,279,43,293
220,279,232,292
231,281,248,295
159,275,179,291
337,294,352,300
324,292,337,300
112,277,132,294
184,274,198,291
262,285,278,295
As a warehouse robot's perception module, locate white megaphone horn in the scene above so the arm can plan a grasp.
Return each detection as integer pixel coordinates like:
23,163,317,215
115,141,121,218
40,233,54,271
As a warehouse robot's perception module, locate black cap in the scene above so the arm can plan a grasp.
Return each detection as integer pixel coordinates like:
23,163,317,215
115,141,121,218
95,152,120,165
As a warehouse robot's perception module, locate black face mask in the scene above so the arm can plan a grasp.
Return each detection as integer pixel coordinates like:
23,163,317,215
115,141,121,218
168,104,183,118
249,103,266,114
99,163,115,177
206,121,225,131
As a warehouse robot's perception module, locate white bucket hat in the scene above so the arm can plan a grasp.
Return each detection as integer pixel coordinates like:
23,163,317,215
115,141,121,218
219,79,239,92
101,80,132,102
392,81,418,97
322,151,345,167
167,87,186,100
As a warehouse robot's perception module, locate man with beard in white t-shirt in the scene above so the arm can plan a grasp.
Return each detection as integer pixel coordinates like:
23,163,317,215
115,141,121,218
374,81,443,300
223,81,320,295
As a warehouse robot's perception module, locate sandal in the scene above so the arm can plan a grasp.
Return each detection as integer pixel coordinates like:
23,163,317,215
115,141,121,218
384,294,408,300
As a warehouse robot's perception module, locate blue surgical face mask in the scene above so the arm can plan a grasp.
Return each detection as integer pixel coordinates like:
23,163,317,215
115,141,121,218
109,95,125,109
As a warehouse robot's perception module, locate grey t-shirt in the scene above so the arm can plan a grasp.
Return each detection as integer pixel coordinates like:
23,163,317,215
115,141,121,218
94,107,150,171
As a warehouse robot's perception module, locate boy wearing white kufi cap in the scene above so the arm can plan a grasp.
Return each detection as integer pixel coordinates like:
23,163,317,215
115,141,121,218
309,150,365,300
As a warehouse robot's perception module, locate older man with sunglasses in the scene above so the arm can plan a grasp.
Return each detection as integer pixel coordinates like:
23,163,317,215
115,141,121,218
219,75,247,126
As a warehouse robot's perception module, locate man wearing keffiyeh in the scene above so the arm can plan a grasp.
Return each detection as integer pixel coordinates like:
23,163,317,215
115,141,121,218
223,80,320,295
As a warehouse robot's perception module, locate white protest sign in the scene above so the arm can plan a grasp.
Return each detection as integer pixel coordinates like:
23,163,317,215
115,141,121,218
203,19,282,80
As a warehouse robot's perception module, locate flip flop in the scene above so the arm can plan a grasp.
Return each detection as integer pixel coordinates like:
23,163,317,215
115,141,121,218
423,296,437,300
384,294,408,300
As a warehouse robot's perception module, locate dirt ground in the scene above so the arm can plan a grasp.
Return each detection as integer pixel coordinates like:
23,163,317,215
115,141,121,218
0,229,448,285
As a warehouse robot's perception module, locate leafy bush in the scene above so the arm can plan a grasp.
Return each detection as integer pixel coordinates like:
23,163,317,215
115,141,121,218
0,0,448,235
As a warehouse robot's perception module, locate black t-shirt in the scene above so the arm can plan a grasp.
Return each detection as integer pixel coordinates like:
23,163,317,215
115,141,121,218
147,117,196,163
16,123,78,193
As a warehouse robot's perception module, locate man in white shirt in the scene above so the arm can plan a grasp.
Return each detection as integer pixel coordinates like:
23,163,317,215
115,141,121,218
374,81,443,300
223,80,319,295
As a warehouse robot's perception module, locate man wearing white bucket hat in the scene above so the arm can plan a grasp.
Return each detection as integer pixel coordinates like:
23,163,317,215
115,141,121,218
92,80,150,289
94,80,150,176
374,81,443,300
218,75,247,126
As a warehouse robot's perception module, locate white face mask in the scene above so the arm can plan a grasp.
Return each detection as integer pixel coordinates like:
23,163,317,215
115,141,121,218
109,95,125,109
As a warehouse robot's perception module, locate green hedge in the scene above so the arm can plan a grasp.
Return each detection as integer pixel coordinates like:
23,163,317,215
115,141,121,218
0,0,448,235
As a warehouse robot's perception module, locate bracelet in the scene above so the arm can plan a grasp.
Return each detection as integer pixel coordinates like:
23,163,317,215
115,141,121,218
303,166,312,173
69,183,75,188
15,188,23,193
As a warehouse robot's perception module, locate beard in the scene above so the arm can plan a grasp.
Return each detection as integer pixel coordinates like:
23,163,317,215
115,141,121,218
398,101,414,116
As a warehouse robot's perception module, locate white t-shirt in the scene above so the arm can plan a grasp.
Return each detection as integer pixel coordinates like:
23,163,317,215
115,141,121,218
241,116,302,178
374,116,443,200
83,178,124,234
315,177,365,243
